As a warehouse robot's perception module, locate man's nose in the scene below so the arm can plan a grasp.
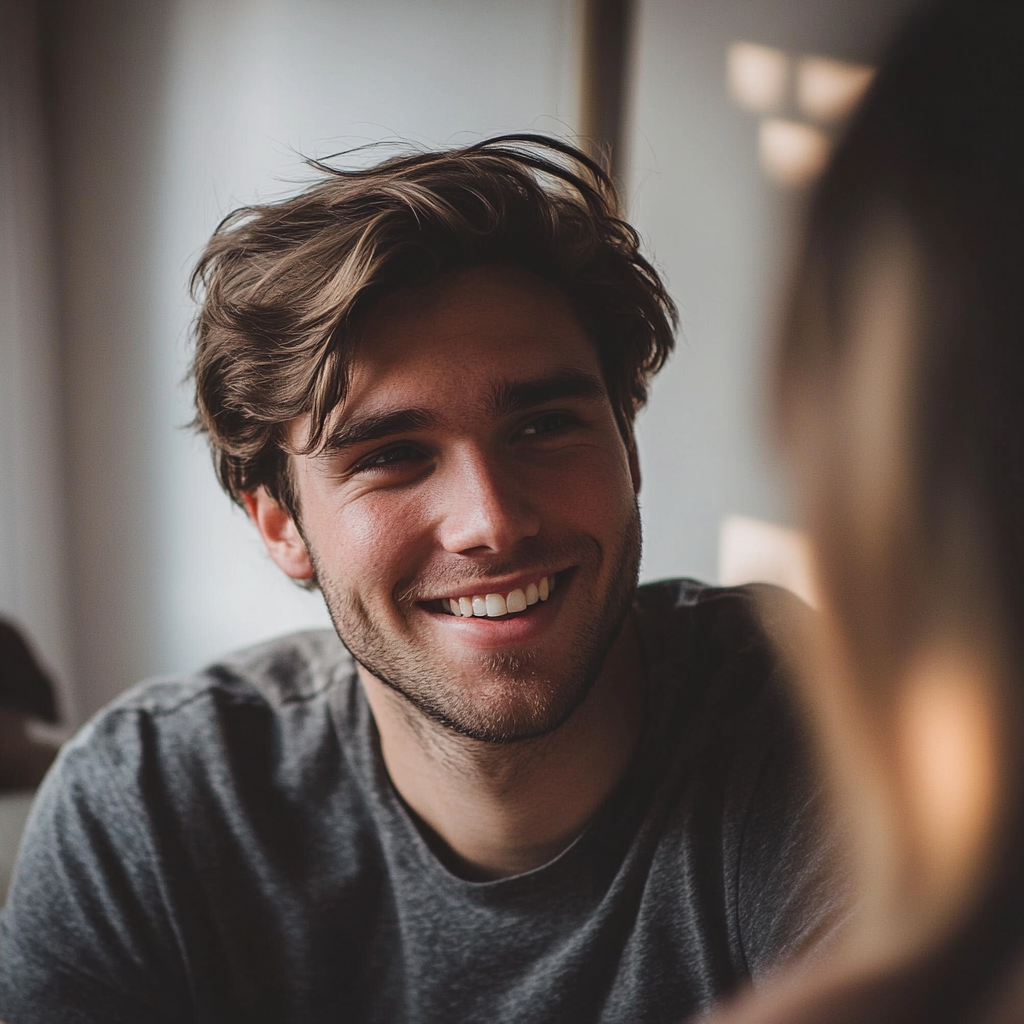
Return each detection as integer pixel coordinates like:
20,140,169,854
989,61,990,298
435,450,541,555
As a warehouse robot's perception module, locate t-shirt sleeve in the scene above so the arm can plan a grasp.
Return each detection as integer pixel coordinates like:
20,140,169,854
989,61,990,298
734,712,853,980
0,710,186,1023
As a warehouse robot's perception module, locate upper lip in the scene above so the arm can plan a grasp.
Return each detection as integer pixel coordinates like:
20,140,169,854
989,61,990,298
418,568,569,603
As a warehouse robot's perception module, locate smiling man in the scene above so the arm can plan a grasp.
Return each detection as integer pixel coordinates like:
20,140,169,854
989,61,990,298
0,137,846,1023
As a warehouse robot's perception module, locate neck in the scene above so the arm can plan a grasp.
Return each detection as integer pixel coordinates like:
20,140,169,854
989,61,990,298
358,617,645,880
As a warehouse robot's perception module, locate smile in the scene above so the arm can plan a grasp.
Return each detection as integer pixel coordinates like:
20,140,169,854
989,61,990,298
437,575,556,619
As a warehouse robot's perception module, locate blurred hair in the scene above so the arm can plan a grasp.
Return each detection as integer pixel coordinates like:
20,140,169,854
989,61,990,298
775,0,1024,702
189,134,676,514
770,2,1024,1014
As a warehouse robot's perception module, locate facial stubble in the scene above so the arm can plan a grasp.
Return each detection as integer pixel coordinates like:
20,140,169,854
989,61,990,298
311,500,642,744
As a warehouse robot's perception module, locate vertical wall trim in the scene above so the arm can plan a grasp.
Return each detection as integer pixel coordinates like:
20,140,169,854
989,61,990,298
578,0,635,185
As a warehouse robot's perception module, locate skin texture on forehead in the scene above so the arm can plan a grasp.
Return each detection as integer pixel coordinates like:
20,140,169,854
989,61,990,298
250,265,643,744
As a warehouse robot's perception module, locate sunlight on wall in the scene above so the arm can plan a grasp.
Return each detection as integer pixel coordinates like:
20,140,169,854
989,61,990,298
797,55,876,122
718,514,816,606
758,117,831,188
726,42,789,113
727,39,874,188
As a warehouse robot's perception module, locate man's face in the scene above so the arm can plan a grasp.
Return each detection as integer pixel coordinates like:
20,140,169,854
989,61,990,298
269,265,641,742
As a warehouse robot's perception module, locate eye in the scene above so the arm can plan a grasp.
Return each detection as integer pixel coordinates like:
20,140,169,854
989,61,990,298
517,412,578,438
354,444,426,473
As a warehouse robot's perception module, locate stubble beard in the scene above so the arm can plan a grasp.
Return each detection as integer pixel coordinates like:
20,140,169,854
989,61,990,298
312,502,642,744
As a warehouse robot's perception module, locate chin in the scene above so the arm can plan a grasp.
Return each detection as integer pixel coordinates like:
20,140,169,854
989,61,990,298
371,653,597,744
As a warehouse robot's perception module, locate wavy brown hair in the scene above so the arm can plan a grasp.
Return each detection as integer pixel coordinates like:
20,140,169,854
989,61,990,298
189,134,676,515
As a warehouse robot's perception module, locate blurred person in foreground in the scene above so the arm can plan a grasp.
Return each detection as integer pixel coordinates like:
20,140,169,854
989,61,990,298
0,621,60,791
0,137,846,1022
714,1,1024,1021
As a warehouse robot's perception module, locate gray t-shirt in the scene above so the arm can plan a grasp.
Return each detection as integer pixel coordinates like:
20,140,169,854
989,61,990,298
0,580,846,1023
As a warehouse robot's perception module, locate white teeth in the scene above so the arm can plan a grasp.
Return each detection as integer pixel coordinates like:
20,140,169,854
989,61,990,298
442,575,557,618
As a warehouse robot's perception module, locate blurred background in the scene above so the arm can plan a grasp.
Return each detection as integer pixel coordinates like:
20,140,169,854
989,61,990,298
0,0,924,745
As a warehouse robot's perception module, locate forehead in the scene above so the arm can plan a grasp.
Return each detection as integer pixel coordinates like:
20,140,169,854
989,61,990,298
341,265,602,416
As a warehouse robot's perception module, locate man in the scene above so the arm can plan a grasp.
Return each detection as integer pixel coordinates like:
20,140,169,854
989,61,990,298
0,136,845,1022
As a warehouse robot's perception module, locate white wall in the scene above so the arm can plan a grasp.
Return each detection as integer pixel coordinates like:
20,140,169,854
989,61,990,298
629,0,924,585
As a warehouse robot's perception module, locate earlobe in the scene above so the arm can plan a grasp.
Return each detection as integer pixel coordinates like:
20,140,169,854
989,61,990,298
242,487,315,581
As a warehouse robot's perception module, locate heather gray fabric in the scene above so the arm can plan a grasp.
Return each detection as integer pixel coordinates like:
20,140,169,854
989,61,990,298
0,580,847,1023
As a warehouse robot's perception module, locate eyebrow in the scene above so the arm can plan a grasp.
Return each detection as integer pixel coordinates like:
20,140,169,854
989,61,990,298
319,408,440,454
487,368,607,418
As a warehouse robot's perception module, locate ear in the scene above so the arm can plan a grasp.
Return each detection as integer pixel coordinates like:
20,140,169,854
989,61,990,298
242,487,315,581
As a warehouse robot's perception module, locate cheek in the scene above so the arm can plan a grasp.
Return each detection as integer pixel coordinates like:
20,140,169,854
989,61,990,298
551,451,636,530
308,492,431,591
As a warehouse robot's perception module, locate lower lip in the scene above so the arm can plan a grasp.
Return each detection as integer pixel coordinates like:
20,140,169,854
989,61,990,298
426,578,568,649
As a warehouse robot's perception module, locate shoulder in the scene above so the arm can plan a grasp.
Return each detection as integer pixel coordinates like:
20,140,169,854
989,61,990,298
635,579,816,798
635,578,801,716
105,628,352,717
7,628,362,905
0,629,349,1016
637,581,847,974
52,628,357,796
634,577,809,831
78,628,350,735
636,577,799,643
